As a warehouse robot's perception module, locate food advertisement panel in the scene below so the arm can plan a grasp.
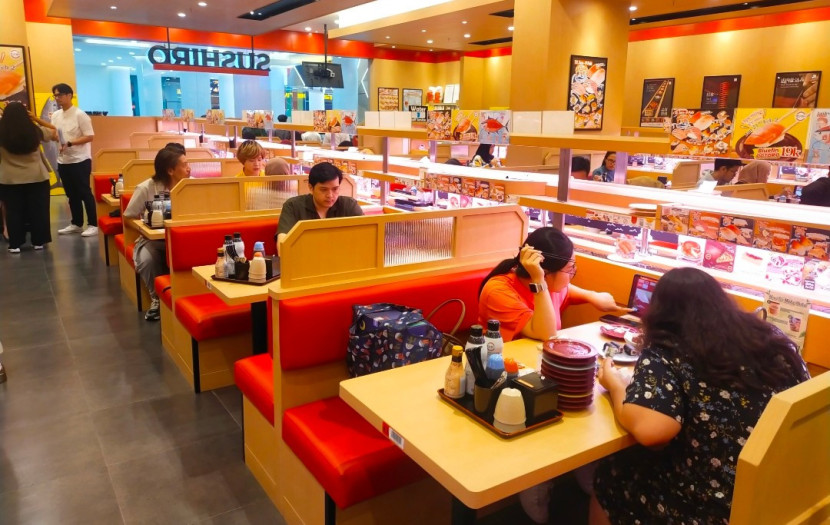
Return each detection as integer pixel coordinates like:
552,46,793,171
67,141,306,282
670,108,733,156
732,108,811,161
410,105,428,129
772,71,821,108
753,219,792,253
568,55,606,130
378,87,399,111
0,45,32,110
205,109,225,125
677,235,705,266
402,89,422,111
324,110,357,134
478,110,510,145
789,225,830,260
475,180,490,199
245,110,273,129
702,240,736,273
491,183,506,203
312,110,327,132
719,215,754,247
451,110,480,142
803,259,830,292
806,108,830,165
427,110,452,140
688,210,722,240
660,205,690,235
640,78,675,128
162,109,176,121
765,254,806,288
734,246,770,280
180,109,195,123
700,75,741,110
763,290,810,352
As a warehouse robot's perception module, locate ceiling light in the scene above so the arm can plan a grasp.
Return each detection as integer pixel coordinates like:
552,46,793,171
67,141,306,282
392,45,396,48
385,36,390,39
129,51,135,55
249,10,254,14
429,49,433,51
463,34,470,38
421,29,427,33
108,59,114,62
178,12,186,17
110,5,117,9
461,20,467,24
74,48,81,52
427,39,433,44
337,0,452,29
101,62,107,66
198,1,207,5
305,26,312,31
116,56,122,59
629,6,637,11
507,26,514,31
85,38,154,48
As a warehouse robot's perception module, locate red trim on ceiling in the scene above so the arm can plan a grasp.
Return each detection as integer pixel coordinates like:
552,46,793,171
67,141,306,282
464,47,512,59
24,0,70,24
152,64,269,76
630,6,830,41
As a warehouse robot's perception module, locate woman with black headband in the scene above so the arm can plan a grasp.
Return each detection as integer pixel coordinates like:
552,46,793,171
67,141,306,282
479,227,626,341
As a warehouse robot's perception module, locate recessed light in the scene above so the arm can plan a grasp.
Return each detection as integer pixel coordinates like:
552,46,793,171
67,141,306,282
508,26,514,31
463,33,470,38
629,5,637,11
129,51,135,55
385,35,390,39
198,1,207,5
249,10,254,14
74,48,81,52
101,62,107,65
427,39,433,44
108,59,114,62
110,5,117,9
116,56,122,59
392,45,396,48
177,12,186,17
305,26,312,31
429,49,433,52
461,20,467,24
421,29,427,33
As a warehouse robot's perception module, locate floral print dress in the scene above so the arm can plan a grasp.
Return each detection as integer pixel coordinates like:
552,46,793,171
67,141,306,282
594,346,806,525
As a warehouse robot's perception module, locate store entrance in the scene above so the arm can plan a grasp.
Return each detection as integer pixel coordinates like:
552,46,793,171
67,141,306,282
161,76,182,115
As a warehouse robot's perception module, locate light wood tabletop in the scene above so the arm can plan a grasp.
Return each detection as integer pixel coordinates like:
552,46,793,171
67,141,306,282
130,219,165,241
101,194,119,207
192,264,275,306
339,322,636,510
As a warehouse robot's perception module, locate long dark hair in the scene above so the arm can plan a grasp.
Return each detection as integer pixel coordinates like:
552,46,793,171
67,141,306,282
479,227,574,295
0,102,43,155
642,268,808,391
152,147,184,187
474,143,494,164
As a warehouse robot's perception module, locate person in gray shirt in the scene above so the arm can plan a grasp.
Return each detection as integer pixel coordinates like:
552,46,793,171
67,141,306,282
276,162,363,254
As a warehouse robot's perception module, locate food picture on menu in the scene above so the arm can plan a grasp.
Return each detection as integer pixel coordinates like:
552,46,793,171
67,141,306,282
670,108,733,156
568,55,606,130
733,108,811,161
640,78,675,128
773,72,821,108
427,109,452,140
378,87,399,111
719,215,754,246
789,226,830,260
807,109,830,165
700,75,741,110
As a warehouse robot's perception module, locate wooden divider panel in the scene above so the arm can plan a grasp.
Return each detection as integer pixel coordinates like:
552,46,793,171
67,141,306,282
93,149,138,173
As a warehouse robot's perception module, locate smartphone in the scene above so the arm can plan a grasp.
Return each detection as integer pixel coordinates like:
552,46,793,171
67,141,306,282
599,314,641,328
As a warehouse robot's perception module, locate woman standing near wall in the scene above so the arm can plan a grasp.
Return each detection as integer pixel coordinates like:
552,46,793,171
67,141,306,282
0,103,56,253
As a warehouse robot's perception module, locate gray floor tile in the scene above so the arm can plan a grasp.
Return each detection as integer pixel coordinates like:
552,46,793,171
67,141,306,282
198,498,285,525
0,341,74,384
0,371,88,431
0,318,66,350
0,297,60,325
211,386,243,429
109,431,264,524
68,332,161,371
0,466,124,525
78,356,191,411
92,391,240,466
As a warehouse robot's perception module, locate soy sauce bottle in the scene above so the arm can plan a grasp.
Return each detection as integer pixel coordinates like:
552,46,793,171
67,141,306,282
464,324,486,395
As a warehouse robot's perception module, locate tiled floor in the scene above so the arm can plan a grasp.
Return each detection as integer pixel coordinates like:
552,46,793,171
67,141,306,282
0,199,588,525
0,200,284,525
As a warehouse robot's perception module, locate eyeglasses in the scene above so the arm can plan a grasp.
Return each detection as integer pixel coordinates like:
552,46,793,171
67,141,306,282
543,262,577,278
53,93,68,98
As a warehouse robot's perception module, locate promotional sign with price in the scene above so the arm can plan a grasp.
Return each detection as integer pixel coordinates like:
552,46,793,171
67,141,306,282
732,108,811,161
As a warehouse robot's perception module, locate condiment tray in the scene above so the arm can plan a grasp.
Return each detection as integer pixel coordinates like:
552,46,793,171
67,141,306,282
211,274,280,286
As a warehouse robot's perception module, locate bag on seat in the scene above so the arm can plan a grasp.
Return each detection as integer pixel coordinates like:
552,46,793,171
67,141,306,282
347,303,442,377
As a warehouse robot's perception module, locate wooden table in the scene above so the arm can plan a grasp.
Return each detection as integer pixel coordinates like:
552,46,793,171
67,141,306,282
131,219,165,241
101,194,120,207
192,264,275,354
339,322,636,523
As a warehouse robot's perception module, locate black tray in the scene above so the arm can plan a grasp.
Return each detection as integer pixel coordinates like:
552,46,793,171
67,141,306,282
210,274,280,286
438,388,563,439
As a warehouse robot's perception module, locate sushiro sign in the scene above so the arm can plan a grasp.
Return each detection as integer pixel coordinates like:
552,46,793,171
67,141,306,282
147,45,270,74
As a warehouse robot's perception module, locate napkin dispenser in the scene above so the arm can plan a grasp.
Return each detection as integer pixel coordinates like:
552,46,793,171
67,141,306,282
511,372,559,424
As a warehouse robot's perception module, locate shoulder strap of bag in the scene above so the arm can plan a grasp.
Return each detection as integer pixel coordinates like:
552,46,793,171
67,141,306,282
425,298,466,336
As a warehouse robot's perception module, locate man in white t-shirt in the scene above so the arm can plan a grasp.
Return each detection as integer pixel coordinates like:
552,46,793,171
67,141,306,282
50,83,97,237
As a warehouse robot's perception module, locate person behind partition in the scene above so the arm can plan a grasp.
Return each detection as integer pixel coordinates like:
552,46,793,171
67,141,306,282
235,140,265,177
736,160,771,184
471,143,496,167
799,176,830,207
300,131,322,144
264,157,291,176
591,267,808,525
478,227,628,342
571,156,592,180
275,162,363,255
592,151,616,182
274,114,302,142
124,147,191,321
699,158,743,186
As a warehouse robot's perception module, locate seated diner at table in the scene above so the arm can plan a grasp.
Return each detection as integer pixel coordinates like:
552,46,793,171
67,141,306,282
591,267,809,525
124,146,191,321
478,227,627,341
235,140,265,177
275,162,363,254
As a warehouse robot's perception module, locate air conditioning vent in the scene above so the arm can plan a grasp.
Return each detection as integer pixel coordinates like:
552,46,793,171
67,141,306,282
631,0,806,25
239,0,318,21
469,37,513,46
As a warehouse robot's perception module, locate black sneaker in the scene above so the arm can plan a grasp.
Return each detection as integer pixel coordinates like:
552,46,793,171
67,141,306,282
0,362,6,384
144,298,161,321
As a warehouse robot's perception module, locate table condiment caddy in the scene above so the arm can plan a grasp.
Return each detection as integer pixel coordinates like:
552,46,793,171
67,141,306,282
212,235,279,285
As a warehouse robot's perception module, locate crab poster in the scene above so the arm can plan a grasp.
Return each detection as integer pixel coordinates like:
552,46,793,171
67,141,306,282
669,108,734,157
568,55,606,130
478,110,510,145
732,108,811,161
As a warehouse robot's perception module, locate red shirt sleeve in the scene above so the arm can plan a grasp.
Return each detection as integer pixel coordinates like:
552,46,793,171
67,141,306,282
478,274,569,341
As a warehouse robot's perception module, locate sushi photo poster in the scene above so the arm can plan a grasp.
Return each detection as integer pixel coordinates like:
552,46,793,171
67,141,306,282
732,108,811,161
763,290,810,353
669,108,734,157
772,72,821,109
700,75,741,110
640,78,675,128
0,45,33,111
568,55,606,130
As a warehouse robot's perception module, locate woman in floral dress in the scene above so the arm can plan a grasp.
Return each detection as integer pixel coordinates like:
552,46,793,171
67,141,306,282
592,267,809,524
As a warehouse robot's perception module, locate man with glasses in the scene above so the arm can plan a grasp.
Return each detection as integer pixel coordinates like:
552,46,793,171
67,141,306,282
50,83,97,237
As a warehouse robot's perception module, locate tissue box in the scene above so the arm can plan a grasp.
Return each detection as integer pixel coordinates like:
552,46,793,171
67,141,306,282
511,372,559,424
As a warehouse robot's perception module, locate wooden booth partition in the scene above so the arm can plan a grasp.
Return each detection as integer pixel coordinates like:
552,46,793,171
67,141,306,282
93,149,139,173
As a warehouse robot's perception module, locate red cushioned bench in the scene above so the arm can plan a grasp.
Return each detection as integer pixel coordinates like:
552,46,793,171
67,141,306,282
165,218,278,393
114,193,152,312
93,173,122,266
234,268,489,523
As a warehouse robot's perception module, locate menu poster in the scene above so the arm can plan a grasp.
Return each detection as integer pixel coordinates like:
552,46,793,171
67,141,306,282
732,108,811,161
764,290,810,352
772,71,821,108
180,109,195,123
803,259,830,292
378,87,400,111
461,179,476,196
568,55,606,130
448,176,462,194
478,110,510,145
806,108,830,165
162,109,176,121
205,109,225,125
700,75,741,110
402,89,423,110
670,108,733,157
754,219,792,253
410,105,428,129
475,180,490,199
688,210,722,240
661,205,690,235
437,175,450,192
245,110,273,129
677,235,705,266
789,225,830,260
734,246,770,280
340,110,357,135
640,78,675,127
427,110,452,140
312,110,327,132
451,110,480,142
491,183,506,203
702,240,737,273
0,45,32,110
719,215,754,247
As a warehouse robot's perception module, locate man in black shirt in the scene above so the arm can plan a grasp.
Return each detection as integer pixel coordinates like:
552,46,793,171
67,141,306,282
276,162,363,254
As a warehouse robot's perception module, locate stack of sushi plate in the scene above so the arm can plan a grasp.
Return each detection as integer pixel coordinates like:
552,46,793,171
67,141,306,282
541,338,598,411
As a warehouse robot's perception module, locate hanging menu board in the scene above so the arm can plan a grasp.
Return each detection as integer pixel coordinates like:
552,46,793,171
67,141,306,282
764,290,810,352
640,78,675,128
670,108,734,157
479,110,511,145
806,108,830,165
732,108,811,161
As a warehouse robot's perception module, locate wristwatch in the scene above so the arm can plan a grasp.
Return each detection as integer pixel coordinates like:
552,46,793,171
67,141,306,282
529,281,547,294
66,141,73,148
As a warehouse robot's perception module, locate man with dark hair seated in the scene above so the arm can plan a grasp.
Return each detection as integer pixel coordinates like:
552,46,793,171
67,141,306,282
800,177,830,207
275,162,363,254
571,156,591,180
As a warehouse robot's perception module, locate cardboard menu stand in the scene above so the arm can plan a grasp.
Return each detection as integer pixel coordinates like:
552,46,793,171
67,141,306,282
763,290,810,353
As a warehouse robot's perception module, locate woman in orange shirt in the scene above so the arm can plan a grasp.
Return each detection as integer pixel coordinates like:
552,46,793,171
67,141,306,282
479,227,625,341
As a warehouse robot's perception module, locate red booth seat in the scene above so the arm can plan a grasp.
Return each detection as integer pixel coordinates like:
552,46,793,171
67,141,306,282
234,353,274,425
175,294,251,342
154,275,172,309
115,234,135,270
167,219,278,271
93,173,116,202
98,215,122,236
